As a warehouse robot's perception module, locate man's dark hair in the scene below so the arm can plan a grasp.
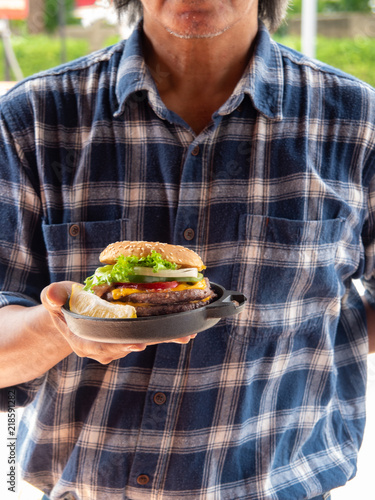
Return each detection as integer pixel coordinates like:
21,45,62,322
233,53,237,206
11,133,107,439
113,1,290,33
259,0,290,32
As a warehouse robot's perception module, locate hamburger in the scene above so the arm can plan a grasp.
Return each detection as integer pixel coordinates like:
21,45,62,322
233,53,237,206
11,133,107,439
82,241,217,317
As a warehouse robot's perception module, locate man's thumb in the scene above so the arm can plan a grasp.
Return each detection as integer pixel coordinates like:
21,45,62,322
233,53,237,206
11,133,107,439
41,281,75,310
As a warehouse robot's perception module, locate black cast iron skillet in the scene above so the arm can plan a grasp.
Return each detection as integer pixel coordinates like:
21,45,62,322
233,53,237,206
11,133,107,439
62,283,247,343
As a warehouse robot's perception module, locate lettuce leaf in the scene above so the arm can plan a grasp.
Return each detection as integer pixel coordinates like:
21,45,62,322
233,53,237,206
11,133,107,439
83,251,178,291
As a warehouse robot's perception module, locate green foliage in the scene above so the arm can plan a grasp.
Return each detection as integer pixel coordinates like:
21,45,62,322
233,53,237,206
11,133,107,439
282,2,375,87
0,35,89,80
274,34,375,86
45,0,76,32
289,0,371,14
105,35,122,47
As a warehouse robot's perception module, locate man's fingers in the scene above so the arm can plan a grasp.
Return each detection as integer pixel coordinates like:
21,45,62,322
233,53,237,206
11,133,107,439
73,341,148,363
41,281,75,311
168,334,198,344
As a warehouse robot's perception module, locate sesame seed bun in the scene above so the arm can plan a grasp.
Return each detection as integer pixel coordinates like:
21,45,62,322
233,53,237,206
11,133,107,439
99,241,206,271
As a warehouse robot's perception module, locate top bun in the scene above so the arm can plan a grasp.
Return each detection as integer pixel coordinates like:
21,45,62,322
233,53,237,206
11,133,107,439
99,241,206,271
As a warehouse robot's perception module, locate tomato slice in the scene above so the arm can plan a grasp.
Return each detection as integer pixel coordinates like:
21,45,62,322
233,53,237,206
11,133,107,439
116,281,179,291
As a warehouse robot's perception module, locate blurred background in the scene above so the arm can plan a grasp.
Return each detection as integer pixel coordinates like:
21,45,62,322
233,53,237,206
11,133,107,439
0,0,374,499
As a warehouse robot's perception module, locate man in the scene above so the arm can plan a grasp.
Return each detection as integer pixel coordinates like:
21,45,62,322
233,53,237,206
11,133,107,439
0,0,374,498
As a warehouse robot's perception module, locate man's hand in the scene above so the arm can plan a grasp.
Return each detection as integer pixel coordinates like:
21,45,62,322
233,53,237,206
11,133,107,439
40,281,196,365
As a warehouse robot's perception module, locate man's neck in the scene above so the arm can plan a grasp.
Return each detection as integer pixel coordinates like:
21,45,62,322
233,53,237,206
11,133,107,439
142,15,258,134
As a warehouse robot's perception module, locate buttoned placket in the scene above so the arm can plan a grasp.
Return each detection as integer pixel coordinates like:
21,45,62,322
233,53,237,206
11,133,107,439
173,132,214,247
126,342,193,494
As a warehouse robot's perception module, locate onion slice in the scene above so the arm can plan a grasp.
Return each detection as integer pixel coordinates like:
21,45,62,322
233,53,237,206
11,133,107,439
133,266,199,278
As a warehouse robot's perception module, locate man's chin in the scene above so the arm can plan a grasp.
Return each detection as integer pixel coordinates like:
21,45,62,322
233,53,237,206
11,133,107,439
165,25,230,39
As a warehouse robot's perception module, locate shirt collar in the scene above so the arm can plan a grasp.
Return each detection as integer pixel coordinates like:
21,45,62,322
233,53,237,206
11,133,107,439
217,22,284,121
114,21,284,122
114,22,168,119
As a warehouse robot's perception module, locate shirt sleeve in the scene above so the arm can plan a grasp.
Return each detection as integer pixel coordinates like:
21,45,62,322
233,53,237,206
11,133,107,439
0,377,46,411
0,91,50,309
0,92,49,404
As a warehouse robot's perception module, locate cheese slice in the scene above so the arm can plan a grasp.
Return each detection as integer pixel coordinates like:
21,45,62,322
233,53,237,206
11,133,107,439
112,279,207,301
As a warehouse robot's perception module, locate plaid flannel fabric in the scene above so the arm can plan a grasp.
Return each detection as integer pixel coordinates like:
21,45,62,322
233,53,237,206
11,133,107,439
0,22,374,500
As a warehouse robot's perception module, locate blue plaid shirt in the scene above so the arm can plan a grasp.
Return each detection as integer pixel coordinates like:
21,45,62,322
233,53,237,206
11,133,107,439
0,21,374,500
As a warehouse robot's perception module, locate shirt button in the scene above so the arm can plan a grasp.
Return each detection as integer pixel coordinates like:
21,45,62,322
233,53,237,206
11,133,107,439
183,228,195,241
153,392,167,405
137,474,150,485
69,224,80,237
191,145,200,156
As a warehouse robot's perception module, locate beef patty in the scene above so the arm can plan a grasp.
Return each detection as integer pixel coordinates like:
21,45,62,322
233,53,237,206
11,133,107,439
131,298,215,317
102,278,217,316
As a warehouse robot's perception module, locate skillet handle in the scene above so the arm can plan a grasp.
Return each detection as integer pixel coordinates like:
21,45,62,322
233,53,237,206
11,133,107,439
206,290,247,319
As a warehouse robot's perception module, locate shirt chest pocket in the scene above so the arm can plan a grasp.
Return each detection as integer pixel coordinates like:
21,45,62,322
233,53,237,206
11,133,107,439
41,218,131,283
229,214,345,343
